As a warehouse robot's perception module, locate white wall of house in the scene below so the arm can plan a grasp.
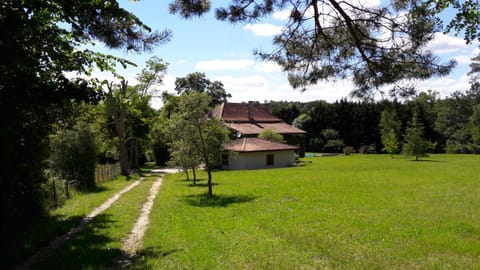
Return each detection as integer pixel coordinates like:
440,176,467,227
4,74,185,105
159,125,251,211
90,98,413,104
223,150,296,170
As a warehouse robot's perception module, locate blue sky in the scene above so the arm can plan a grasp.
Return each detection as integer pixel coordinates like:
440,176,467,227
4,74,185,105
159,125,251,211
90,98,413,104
92,0,479,108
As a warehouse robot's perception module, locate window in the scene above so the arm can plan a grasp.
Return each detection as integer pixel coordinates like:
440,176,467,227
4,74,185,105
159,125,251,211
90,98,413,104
222,154,229,166
266,154,274,166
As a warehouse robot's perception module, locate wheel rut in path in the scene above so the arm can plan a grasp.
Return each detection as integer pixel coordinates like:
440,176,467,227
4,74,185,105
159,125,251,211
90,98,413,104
113,176,164,268
16,178,143,270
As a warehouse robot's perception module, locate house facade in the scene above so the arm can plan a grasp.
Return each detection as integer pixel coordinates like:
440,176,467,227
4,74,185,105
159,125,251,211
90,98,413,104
213,101,306,170
222,137,299,170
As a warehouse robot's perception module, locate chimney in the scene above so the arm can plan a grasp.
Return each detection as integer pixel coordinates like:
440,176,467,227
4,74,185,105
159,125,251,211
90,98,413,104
248,101,254,122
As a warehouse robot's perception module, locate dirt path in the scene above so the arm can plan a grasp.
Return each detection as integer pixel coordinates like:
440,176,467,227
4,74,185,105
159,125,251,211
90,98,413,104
123,177,163,254
112,176,164,269
16,178,144,270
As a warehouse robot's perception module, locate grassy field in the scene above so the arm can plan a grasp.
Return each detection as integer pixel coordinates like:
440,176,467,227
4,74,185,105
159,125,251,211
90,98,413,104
136,154,480,269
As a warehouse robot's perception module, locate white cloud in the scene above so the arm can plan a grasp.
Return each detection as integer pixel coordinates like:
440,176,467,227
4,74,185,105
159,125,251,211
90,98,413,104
427,33,469,54
272,9,290,21
455,55,473,64
150,74,176,109
355,0,381,8
254,61,283,73
243,23,283,37
196,59,254,71
415,75,471,97
215,74,355,103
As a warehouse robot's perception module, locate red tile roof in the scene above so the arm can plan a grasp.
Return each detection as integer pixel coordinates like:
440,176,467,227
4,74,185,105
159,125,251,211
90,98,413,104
225,123,264,135
212,102,306,136
259,122,306,134
224,137,299,152
212,102,281,122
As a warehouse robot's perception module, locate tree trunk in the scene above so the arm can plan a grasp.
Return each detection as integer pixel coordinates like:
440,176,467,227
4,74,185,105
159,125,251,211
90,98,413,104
207,169,213,197
185,169,190,181
192,166,196,185
116,80,130,176
131,140,140,170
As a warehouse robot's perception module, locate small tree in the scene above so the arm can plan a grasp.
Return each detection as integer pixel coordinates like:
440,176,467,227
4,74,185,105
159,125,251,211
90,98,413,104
403,112,430,161
168,138,202,184
380,107,401,157
321,129,344,153
258,129,284,143
168,92,229,196
383,128,400,158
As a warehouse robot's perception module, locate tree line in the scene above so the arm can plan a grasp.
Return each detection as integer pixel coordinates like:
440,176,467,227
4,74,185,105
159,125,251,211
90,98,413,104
269,87,480,156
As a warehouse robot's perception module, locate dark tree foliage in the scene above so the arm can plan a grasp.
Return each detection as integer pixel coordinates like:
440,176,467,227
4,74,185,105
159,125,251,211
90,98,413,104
168,0,480,98
0,1,169,229
175,72,232,106
49,125,98,191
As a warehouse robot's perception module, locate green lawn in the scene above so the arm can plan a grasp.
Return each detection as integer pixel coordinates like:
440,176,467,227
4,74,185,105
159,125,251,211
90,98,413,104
136,154,480,269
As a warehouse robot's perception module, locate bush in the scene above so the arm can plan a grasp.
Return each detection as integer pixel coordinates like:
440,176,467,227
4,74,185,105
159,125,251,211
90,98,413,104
49,125,97,191
343,146,355,155
258,129,284,143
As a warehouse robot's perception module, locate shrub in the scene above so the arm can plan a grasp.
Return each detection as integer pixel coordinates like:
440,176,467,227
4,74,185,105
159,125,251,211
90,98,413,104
49,125,97,191
343,146,355,155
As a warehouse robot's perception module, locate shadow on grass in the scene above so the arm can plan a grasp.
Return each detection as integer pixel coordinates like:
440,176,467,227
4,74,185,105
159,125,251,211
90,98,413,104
187,182,219,188
129,246,181,268
181,177,207,182
31,213,122,269
83,185,110,194
184,193,257,207
1,214,85,268
408,159,442,163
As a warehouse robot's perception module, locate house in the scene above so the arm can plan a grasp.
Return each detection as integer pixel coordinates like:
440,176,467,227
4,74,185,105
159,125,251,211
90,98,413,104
222,137,299,170
212,101,306,170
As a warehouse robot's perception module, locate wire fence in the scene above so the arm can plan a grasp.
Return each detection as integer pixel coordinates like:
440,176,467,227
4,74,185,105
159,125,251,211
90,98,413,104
95,163,121,184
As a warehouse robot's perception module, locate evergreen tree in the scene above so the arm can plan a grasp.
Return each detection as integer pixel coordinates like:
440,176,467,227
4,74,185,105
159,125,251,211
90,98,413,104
383,129,400,158
380,107,401,157
403,112,431,161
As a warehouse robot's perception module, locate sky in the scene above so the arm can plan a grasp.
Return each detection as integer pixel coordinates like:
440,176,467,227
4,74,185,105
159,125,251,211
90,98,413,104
91,0,480,109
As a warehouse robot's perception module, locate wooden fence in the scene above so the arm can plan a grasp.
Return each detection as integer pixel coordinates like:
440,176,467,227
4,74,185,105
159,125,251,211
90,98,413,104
95,163,121,184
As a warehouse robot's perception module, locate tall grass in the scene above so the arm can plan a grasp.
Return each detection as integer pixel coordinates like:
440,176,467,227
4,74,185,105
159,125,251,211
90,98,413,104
137,154,480,269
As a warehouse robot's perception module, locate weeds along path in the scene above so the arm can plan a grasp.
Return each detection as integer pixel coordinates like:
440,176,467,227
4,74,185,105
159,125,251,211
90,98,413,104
17,177,144,270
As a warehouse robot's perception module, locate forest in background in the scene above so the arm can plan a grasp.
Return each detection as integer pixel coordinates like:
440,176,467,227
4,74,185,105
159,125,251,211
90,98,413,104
269,87,480,154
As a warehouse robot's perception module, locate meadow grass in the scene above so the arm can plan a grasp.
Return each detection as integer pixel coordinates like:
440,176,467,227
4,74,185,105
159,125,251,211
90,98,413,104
32,175,159,269
2,175,138,267
136,154,480,269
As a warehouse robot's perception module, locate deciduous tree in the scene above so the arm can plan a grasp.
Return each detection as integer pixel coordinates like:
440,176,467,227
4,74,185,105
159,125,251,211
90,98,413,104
175,72,231,106
168,92,229,196
0,0,169,227
258,129,285,143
